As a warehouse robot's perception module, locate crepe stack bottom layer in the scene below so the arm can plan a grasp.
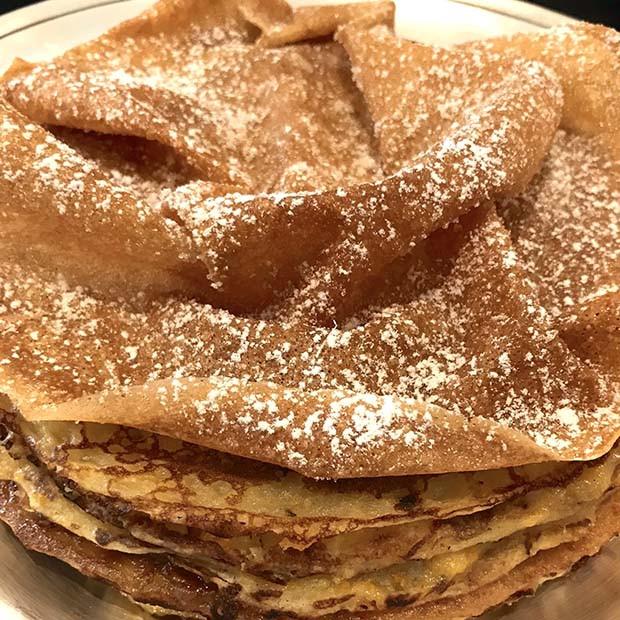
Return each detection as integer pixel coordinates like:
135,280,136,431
0,411,619,619
0,0,618,618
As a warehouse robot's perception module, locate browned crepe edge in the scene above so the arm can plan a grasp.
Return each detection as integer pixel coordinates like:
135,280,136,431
1,483,619,619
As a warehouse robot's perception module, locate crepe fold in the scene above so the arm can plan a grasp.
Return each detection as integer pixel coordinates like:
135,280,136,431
0,0,619,618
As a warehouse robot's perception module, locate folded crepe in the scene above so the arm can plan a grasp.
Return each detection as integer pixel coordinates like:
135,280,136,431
0,1,618,618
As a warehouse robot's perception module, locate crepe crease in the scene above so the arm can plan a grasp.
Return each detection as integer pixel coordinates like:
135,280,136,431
0,0,618,618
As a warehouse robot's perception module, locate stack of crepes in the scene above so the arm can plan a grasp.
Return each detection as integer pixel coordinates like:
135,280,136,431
0,0,619,617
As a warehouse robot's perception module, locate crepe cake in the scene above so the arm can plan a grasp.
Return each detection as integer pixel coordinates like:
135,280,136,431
0,0,618,618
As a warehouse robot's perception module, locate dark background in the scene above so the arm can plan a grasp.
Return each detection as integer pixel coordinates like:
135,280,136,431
0,0,619,28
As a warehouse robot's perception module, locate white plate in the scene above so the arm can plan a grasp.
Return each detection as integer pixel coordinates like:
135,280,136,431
0,0,574,68
0,1,617,620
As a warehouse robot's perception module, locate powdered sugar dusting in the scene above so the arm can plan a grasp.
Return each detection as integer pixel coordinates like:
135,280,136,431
0,7,618,478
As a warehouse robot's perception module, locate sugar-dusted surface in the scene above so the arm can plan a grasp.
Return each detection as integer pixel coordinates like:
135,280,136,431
0,2,620,619
0,0,619,478
500,131,620,379
1,205,617,476
2,2,562,317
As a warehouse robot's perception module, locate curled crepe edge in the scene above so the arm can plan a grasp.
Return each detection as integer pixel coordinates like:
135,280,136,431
239,0,395,47
3,377,619,480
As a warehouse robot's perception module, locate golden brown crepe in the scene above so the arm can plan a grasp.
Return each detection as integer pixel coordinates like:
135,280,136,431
1,0,560,316
0,0,619,618
2,403,619,616
2,475,620,619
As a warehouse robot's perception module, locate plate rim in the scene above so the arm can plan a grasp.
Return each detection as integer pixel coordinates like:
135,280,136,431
0,0,574,40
